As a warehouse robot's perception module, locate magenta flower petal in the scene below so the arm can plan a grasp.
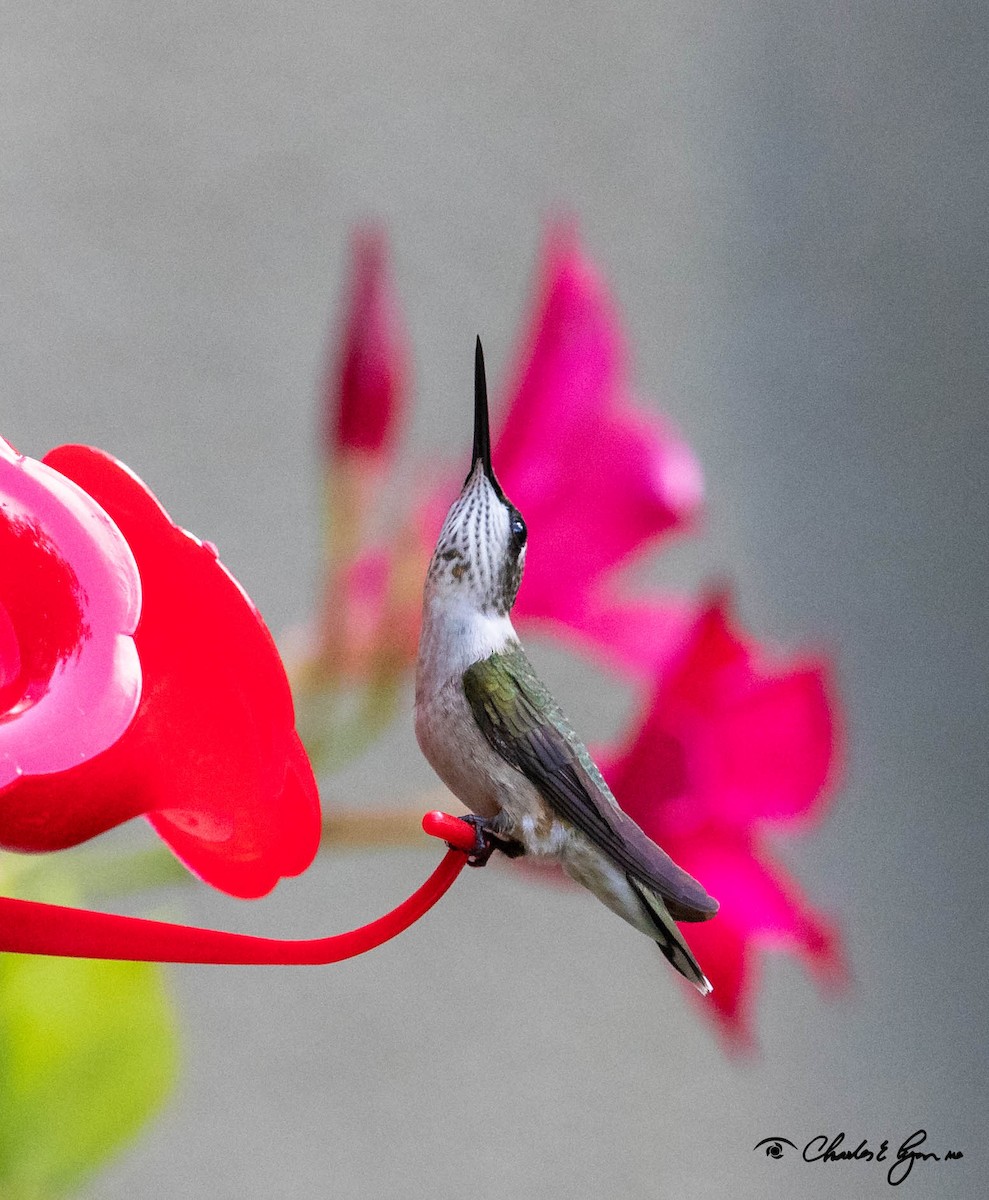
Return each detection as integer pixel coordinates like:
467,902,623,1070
0,437,142,791
548,590,697,681
1,443,320,899
599,596,844,1045
497,228,703,623
496,224,625,481
691,665,835,825
606,599,839,833
511,404,702,627
678,916,752,1047
676,840,846,1045
681,837,842,956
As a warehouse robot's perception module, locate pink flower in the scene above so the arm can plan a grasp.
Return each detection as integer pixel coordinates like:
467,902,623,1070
599,596,845,1047
0,440,320,899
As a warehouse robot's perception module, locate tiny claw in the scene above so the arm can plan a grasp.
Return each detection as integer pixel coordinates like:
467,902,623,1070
459,814,495,867
456,814,525,867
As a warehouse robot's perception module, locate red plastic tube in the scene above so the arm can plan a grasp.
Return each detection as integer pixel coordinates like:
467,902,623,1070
0,812,476,964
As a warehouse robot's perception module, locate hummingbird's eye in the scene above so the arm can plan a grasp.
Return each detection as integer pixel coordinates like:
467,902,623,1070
509,511,527,550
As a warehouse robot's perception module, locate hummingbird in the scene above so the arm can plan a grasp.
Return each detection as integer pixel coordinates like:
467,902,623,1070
414,337,718,993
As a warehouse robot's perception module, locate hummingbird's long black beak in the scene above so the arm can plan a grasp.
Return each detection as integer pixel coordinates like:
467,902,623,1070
469,336,502,494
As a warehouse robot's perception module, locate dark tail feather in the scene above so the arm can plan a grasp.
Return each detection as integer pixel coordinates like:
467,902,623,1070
627,874,712,995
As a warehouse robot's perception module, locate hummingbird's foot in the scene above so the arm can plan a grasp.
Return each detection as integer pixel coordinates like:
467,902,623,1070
456,815,526,867
457,815,494,866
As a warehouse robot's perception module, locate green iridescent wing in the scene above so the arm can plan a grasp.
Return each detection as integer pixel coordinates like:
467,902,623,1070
463,645,718,922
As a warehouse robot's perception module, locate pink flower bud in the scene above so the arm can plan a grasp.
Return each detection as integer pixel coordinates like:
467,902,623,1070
323,226,407,461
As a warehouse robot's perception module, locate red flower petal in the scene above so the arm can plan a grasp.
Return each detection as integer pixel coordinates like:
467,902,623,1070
4,445,320,898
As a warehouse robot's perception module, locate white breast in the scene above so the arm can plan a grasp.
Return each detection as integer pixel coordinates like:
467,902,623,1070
415,596,530,822
417,592,517,684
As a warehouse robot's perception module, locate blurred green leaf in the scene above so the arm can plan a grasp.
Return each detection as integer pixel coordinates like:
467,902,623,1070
0,940,177,1199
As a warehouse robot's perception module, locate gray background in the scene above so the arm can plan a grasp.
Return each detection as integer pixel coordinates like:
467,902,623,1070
3,3,987,1198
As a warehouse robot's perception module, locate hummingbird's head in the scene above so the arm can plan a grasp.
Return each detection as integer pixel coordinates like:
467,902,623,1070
426,338,528,617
